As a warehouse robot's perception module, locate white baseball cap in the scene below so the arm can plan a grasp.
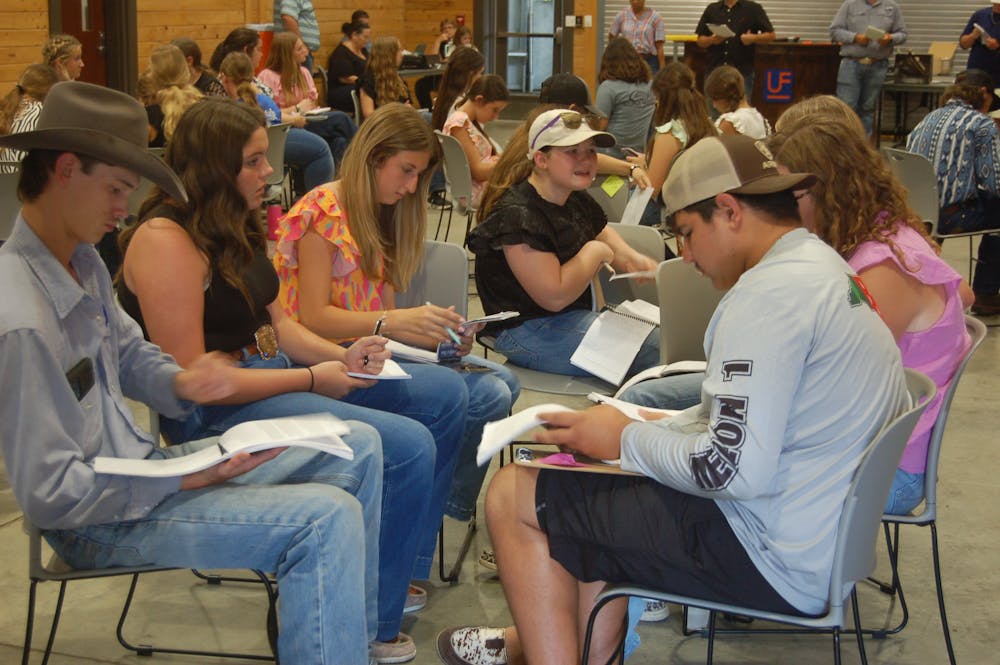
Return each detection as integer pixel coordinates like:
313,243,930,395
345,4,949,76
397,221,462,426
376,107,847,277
661,135,815,216
526,108,615,161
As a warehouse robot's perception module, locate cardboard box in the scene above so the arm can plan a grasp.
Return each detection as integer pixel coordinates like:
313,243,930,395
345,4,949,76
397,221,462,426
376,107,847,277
929,41,958,76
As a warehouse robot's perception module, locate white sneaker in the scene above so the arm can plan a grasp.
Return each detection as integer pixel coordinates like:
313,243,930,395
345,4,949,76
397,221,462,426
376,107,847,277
640,599,670,622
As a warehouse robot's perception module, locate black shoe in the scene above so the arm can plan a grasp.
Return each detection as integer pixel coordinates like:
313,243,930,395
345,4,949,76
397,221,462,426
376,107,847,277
428,190,451,209
972,293,1000,316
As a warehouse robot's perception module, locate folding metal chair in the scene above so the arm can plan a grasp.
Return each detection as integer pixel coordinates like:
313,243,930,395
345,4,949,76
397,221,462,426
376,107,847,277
865,315,987,665
22,521,277,664
582,369,936,665
434,131,478,246
882,147,998,280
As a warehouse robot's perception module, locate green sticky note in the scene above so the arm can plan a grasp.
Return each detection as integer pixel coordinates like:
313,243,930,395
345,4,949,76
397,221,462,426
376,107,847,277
601,175,626,198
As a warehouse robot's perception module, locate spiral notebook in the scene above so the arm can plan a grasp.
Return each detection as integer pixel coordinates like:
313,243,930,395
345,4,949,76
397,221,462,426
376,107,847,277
570,300,660,385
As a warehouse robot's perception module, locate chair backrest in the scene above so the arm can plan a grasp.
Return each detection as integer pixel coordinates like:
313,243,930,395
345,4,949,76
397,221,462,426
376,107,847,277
880,147,940,235
600,223,664,306
831,369,935,617
350,88,362,126
655,258,726,364
587,175,630,224
436,131,476,214
920,315,987,520
0,170,20,241
394,240,469,318
265,123,291,187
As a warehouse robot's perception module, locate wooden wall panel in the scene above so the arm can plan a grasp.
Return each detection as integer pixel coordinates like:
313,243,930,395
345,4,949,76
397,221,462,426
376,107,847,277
0,1,473,98
0,0,47,93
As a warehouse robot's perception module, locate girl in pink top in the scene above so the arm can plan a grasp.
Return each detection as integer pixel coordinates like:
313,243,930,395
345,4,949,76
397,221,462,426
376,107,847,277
772,119,974,515
442,74,509,208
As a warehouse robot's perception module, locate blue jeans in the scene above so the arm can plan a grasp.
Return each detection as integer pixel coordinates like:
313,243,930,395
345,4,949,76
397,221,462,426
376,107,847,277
285,127,335,190
643,54,661,75
884,468,925,515
618,372,705,411
494,309,661,379
444,356,521,521
939,194,1000,295
46,435,381,665
337,361,468,581
161,352,438,642
304,111,357,166
836,57,889,135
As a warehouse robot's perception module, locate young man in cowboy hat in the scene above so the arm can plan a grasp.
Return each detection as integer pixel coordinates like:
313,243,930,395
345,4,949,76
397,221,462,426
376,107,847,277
0,81,382,665
437,135,909,665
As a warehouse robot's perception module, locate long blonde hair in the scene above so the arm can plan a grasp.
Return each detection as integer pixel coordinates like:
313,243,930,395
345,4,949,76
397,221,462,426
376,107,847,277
150,44,203,142
264,32,308,105
367,37,409,108
338,103,441,290
769,120,937,265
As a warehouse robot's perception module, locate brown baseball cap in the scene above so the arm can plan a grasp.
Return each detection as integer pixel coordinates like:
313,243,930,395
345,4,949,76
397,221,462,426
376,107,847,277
661,135,815,216
0,81,187,202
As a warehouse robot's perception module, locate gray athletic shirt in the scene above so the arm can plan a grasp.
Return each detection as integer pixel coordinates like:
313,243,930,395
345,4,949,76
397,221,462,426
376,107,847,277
620,228,909,614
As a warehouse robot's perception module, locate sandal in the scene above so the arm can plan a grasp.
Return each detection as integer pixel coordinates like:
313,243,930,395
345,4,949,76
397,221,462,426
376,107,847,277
436,626,507,665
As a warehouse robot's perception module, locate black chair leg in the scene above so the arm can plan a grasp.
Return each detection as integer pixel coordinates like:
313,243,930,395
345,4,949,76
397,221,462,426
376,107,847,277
705,610,717,665
21,578,67,665
438,516,477,584
930,523,958,665
851,588,869,665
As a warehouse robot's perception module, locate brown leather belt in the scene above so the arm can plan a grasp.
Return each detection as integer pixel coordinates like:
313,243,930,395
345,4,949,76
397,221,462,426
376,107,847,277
848,56,882,65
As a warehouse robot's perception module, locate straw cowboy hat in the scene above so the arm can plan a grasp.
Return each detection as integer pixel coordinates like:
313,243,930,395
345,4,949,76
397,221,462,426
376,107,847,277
0,80,186,202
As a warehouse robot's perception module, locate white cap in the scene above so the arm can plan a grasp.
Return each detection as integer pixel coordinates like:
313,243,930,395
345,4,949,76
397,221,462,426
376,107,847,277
526,108,615,161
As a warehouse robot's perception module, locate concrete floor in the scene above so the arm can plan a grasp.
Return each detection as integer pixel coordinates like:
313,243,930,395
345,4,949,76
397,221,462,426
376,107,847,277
1,230,997,665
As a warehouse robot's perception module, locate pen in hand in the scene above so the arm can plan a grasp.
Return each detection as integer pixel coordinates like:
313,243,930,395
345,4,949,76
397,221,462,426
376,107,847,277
363,316,385,367
425,300,463,344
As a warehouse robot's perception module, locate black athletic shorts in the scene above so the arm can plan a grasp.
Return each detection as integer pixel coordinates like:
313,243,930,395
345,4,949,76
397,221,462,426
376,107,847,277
535,469,807,616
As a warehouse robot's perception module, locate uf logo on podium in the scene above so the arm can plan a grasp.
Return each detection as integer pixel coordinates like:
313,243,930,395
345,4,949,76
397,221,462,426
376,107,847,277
763,69,794,102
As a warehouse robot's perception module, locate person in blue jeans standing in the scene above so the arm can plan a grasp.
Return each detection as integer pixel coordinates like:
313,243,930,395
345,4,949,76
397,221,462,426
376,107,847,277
0,81,380,665
830,0,907,136
116,97,455,664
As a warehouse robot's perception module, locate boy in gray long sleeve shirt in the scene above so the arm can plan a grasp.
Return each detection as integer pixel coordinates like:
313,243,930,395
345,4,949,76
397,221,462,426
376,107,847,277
438,135,909,665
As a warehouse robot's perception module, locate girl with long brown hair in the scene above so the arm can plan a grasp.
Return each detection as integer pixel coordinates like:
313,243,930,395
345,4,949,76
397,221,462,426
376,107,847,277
770,118,973,515
117,97,452,663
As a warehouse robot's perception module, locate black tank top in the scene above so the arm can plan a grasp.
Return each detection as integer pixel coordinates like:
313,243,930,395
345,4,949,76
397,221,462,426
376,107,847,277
117,205,279,353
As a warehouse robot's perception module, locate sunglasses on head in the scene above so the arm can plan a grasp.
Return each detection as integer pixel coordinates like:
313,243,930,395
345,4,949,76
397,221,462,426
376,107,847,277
530,110,585,151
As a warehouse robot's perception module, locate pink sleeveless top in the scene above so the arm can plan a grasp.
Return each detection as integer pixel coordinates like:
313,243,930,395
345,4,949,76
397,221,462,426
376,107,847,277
848,223,971,473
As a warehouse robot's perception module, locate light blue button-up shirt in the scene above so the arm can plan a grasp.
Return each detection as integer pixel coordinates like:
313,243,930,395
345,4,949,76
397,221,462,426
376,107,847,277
830,0,907,60
0,215,189,529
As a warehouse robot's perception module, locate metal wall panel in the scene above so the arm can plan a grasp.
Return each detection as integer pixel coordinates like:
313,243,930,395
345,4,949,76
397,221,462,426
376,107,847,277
599,1,987,71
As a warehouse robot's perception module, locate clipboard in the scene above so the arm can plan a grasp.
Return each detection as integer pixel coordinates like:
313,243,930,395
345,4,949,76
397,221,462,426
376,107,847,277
511,446,641,476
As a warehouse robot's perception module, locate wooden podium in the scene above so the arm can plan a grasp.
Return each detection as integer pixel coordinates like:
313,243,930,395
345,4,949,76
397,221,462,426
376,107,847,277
683,41,841,129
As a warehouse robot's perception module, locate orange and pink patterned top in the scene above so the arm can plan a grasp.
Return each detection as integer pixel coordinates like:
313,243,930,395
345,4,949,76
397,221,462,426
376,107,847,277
273,184,387,339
